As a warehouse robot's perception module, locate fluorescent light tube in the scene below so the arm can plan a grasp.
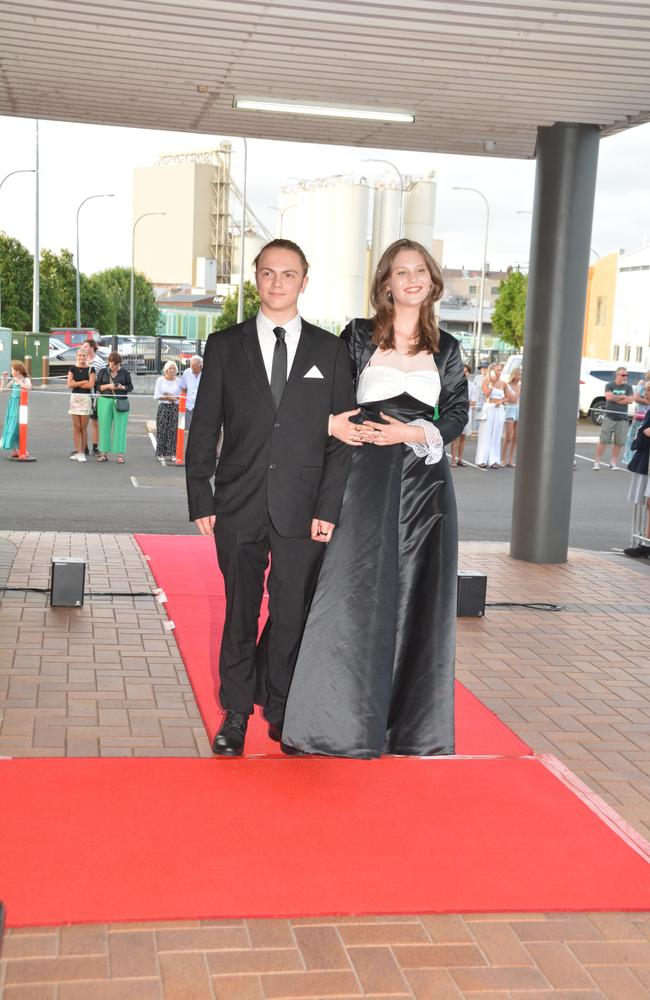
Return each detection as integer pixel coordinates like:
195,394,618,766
233,97,414,124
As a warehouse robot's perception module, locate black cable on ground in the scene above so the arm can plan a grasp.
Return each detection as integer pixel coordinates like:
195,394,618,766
485,601,565,612
0,586,155,597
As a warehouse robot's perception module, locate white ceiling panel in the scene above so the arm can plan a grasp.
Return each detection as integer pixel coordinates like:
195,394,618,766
1,0,649,157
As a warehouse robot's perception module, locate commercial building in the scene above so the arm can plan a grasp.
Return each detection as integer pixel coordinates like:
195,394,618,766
610,246,650,370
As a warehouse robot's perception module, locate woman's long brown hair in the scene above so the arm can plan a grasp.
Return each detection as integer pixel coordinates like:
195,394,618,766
369,239,444,354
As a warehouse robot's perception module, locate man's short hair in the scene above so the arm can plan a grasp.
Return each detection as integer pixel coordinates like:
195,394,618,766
253,239,309,276
615,366,628,375
190,355,202,365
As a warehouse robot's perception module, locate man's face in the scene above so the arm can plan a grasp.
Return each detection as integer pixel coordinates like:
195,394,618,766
190,359,202,375
615,370,628,384
255,247,308,316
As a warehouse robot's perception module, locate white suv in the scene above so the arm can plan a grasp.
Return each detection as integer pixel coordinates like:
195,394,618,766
579,360,645,424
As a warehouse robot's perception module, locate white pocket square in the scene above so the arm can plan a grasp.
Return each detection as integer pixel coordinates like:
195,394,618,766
304,366,324,379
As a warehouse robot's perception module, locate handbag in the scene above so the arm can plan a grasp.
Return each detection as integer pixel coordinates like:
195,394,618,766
114,395,130,413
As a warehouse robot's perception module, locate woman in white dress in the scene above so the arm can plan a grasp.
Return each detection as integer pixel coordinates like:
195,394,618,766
476,363,509,468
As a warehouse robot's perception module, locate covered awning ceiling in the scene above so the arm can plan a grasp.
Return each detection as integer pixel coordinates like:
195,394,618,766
1,0,650,159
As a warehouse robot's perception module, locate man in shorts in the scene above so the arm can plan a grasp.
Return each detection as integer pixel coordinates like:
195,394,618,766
593,366,635,471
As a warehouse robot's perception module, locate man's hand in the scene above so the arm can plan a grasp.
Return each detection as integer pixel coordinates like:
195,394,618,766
194,515,216,536
329,409,364,446
311,518,335,543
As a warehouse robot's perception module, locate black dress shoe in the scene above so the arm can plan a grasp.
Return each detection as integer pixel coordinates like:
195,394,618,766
212,711,248,756
623,544,650,558
267,722,282,743
280,741,305,756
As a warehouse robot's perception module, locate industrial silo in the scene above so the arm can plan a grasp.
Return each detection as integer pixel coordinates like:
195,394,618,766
403,173,437,252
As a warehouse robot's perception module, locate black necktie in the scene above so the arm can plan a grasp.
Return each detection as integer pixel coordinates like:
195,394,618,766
270,326,287,410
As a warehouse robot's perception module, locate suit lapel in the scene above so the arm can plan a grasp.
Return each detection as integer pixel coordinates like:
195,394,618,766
241,318,276,411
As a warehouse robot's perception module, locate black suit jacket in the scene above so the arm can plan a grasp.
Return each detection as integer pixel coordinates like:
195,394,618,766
186,317,355,537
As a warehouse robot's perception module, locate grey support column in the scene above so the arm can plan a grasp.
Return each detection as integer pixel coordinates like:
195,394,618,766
510,123,600,564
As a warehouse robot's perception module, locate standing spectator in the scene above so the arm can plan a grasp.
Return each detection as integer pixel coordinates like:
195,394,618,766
472,362,488,424
178,354,203,434
67,348,95,462
475,363,508,468
84,338,107,457
450,364,478,466
623,370,650,466
623,401,650,557
1,361,32,457
154,360,181,461
593,366,635,470
502,367,522,467
95,351,133,464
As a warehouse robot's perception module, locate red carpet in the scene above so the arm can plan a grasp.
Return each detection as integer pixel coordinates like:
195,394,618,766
2,755,650,927
135,534,531,756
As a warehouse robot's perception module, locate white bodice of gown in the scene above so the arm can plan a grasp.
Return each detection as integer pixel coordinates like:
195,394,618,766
357,362,441,408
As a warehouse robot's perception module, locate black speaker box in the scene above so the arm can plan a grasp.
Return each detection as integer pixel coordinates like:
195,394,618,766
50,557,86,607
457,571,487,617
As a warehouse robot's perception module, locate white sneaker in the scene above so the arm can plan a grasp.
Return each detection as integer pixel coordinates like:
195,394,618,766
69,452,79,460
592,462,600,470
610,463,621,471
76,452,87,462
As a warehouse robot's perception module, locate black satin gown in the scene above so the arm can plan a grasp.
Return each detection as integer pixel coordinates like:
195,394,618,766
281,391,458,759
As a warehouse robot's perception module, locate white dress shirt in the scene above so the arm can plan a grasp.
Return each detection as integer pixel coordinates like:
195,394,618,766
178,367,202,411
256,311,302,383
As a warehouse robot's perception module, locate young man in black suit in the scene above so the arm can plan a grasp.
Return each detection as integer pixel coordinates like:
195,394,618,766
186,240,355,755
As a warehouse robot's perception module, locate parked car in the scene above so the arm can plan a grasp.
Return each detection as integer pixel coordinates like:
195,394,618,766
501,354,523,381
579,359,645,424
49,328,101,348
98,335,148,373
46,341,109,379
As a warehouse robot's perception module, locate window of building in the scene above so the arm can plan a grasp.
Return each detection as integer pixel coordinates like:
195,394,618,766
636,346,643,363
624,345,631,362
491,286,499,295
595,296,607,326
612,345,620,360
468,284,477,294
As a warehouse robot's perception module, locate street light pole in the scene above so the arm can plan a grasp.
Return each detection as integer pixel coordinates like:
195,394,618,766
0,168,35,326
130,212,166,338
363,157,405,237
237,138,248,324
453,186,490,368
266,204,297,237
33,120,40,335
76,193,114,328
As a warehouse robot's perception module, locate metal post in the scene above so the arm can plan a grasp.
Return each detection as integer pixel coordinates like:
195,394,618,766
0,169,35,325
130,212,166,338
76,194,114,328
453,187,490,370
237,138,248,324
511,122,600,563
32,120,40,335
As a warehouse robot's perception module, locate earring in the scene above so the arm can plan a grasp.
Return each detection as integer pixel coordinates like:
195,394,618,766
386,289,393,302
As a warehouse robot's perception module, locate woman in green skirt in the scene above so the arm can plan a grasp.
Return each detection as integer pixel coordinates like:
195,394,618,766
95,352,133,463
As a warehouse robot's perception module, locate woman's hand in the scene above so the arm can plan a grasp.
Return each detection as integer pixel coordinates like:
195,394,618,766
360,413,426,446
329,408,363,446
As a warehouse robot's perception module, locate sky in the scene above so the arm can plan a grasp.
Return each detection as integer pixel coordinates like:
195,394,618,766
1,114,650,278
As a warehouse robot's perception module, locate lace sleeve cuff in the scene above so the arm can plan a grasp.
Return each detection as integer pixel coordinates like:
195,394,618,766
407,418,444,465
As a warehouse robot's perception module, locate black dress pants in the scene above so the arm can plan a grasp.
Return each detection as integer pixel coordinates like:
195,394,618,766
214,515,324,725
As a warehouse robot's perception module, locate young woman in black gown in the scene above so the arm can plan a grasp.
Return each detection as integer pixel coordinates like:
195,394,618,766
281,240,468,758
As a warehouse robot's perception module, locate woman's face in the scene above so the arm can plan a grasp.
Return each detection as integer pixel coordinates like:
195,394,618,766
165,367,177,380
495,363,503,377
386,250,432,308
76,349,88,366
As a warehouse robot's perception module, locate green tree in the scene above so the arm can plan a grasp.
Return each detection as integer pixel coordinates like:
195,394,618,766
89,266,159,337
491,269,527,350
0,233,32,330
40,248,77,330
214,281,260,331
80,273,117,334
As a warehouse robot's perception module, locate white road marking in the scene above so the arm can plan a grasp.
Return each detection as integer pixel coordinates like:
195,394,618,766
130,476,154,488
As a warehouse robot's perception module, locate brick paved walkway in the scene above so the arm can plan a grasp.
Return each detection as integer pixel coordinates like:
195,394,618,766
0,532,649,999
